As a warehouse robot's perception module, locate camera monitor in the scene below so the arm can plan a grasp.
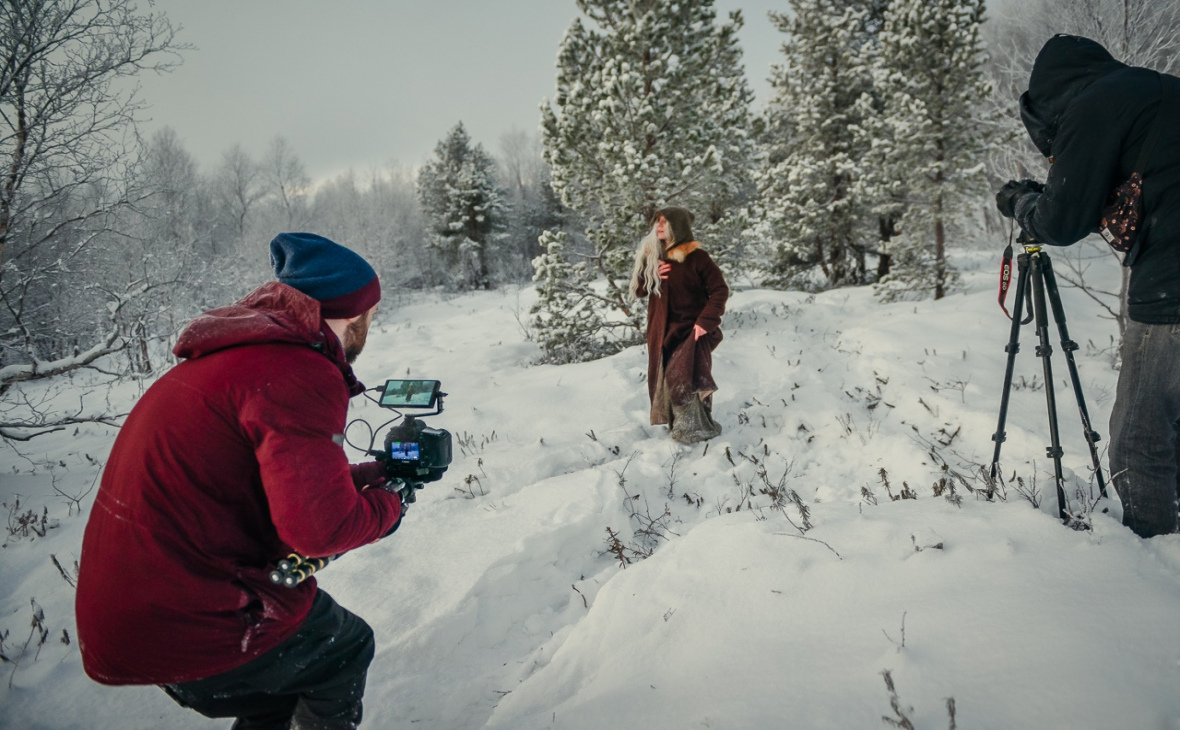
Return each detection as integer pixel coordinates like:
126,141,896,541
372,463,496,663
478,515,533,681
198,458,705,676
380,379,441,409
387,441,421,461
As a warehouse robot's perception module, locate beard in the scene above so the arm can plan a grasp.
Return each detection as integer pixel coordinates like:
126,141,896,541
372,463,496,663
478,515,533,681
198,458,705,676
343,313,372,364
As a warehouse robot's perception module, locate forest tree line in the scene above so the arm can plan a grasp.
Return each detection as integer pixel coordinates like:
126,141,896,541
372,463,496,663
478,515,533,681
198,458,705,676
2,0,1179,432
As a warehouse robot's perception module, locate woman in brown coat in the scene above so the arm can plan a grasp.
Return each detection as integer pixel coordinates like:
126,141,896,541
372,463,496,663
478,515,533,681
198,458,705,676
629,206,729,443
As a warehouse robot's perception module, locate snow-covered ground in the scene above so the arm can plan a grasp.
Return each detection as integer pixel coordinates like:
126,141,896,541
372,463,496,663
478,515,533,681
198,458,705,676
3,244,1180,729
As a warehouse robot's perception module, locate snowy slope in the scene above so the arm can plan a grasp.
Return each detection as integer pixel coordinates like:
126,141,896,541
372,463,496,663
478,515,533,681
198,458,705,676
3,245,1179,730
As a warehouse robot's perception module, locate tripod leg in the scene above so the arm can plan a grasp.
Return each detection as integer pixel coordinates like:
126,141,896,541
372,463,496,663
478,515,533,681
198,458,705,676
989,253,1032,497
1030,254,1069,520
1039,256,1110,498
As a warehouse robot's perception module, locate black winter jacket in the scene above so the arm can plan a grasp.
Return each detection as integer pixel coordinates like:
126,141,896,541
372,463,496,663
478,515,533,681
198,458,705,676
1016,35,1180,324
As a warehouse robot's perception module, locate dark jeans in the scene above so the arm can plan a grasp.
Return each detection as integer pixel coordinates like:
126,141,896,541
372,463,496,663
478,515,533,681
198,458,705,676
1109,319,1180,538
162,590,375,730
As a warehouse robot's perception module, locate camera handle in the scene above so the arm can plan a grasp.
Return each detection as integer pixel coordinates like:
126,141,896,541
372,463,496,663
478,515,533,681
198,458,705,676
269,553,334,588
388,477,424,505
988,244,1109,522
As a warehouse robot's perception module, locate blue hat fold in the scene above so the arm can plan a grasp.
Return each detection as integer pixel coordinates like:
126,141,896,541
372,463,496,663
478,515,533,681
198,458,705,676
270,232,380,318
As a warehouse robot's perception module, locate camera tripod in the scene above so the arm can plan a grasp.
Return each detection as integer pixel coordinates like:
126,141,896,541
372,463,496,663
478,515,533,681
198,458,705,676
988,240,1108,520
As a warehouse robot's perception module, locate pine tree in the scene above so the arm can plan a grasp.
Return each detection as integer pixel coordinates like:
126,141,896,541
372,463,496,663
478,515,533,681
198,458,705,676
755,0,887,291
529,230,611,363
869,0,994,301
418,122,506,290
535,0,755,362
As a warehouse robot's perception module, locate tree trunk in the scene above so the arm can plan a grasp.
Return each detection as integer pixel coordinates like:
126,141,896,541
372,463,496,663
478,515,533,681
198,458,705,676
0,70,29,276
934,204,947,300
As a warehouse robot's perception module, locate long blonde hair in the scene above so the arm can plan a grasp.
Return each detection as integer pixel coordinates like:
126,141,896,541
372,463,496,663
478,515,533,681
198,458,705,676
629,222,673,299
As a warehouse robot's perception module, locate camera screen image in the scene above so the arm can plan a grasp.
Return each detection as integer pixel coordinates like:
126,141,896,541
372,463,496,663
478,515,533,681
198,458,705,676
388,441,420,461
380,379,440,409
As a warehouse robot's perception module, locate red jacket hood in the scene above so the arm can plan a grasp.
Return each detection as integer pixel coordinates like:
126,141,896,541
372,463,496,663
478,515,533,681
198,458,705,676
174,282,364,396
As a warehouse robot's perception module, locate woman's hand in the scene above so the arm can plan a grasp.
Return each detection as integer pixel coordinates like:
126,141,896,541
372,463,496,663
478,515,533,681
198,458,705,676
658,261,671,279
693,324,706,341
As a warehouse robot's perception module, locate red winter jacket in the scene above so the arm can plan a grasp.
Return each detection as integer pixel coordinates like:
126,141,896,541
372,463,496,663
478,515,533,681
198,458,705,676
75,282,401,685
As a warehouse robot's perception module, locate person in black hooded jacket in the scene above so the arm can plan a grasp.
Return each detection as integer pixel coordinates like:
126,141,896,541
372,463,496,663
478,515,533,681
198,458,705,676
996,34,1180,538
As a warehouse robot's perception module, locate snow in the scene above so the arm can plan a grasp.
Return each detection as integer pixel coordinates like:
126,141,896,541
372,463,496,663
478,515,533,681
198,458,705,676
3,245,1180,729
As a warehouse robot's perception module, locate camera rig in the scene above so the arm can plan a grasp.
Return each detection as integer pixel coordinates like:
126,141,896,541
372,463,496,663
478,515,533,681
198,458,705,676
269,379,453,588
368,379,453,504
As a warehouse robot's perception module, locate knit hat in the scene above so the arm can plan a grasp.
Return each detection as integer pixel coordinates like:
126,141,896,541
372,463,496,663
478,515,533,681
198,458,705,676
269,232,381,318
658,206,695,246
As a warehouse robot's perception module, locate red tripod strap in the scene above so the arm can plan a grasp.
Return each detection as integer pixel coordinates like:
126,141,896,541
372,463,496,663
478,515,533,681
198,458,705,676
998,244,1015,319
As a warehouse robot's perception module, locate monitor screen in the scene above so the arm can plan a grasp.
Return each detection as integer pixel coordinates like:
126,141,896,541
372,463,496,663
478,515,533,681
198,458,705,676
380,379,440,409
388,441,420,461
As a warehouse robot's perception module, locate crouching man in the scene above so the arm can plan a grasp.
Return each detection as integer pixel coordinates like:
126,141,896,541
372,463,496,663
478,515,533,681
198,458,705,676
76,233,402,729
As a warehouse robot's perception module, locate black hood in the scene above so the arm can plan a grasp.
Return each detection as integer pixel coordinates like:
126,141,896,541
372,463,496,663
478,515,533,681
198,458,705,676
658,206,695,245
1022,35,1126,157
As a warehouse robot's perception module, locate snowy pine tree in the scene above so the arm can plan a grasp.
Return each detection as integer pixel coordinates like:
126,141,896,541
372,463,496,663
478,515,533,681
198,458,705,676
534,0,755,362
529,230,611,363
755,0,887,291
418,122,507,290
869,0,994,301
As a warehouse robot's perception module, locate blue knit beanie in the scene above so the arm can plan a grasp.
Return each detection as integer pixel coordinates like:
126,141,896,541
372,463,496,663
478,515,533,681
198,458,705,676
270,232,381,318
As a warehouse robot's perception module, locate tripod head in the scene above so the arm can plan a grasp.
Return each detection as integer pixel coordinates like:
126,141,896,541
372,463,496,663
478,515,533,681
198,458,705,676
1015,229,1041,249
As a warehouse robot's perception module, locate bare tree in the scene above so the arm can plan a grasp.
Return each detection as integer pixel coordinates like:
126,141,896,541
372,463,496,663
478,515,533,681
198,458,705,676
0,0,183,270
262,136,312,230
110,127,217,372
211,144,265,249
141,127,202,251
499,128,545,202
498,128,563,280
310,164,429,288
0,0,184,397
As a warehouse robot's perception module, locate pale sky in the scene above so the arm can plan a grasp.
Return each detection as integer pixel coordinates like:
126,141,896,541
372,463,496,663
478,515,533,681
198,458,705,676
136,0,788,183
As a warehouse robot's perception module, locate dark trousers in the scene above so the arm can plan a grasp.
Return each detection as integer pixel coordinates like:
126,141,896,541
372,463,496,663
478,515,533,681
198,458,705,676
162,590,375,730
1109,320,1180,538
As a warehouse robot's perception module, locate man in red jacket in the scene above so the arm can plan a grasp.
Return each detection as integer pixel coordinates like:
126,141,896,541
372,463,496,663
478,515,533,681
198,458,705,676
76,233,403,729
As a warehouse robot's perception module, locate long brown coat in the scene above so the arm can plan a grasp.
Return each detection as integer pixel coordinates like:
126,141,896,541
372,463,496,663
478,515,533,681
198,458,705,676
636,241,729,423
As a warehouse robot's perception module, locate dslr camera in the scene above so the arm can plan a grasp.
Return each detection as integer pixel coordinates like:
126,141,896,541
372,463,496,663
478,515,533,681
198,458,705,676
369,379,453,503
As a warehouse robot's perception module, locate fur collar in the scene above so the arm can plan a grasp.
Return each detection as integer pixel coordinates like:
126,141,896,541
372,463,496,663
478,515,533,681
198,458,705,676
664,241,701,263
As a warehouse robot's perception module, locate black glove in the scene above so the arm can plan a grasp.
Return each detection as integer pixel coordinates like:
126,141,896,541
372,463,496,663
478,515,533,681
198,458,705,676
995,179,1044,219
382,511,404,538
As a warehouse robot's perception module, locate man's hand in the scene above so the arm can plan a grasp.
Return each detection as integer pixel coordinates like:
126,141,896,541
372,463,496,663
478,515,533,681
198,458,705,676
658,261,671,280
996,179,1045,218
362,480,405,539
693,324,707,341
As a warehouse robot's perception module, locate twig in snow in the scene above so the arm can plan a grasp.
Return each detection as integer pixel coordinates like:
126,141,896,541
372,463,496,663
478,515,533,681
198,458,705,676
773,532,842,560
882,611,907,652
50,555,76,588
880,670,916,729
571,584,588,608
